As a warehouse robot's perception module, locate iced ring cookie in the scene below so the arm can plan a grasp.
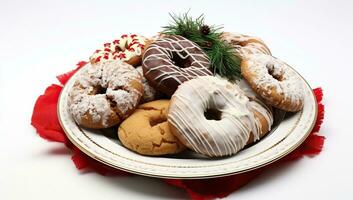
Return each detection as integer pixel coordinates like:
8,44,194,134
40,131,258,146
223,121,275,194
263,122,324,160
90,34,148,66
168,76,268,157
142,35,212,96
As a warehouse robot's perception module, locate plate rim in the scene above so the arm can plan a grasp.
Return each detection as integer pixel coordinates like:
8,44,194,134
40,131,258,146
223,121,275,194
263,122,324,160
57,65,317,179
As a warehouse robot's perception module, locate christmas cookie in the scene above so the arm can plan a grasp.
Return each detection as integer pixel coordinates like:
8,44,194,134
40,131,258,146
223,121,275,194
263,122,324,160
241,54,304,112
68,61,143,129
90,34,149,66
222,32,271,58
136,66,157,103
168,76,269,157
118,100,185,156
142,35,212,96
237,79,274,142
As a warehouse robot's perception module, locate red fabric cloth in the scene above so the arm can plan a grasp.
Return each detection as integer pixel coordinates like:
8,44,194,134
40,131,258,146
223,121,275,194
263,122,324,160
31,62,325,199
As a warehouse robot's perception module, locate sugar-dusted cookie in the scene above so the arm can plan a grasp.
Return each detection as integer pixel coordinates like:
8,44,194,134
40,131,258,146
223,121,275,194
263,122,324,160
221,32,271,58
68,61,143,129
241,54,304,112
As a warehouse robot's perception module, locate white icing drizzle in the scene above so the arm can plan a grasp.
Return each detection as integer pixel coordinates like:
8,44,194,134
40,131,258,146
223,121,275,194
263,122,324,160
168,76,259,157
136,66,157,102
237,79,274,134
142,35,212,95
68,61,142,127
222,32,271,57
244,54,304,111
90,34,145,64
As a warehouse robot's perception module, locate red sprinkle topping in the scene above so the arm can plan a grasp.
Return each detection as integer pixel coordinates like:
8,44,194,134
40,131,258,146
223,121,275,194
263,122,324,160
137,44,145,49
121,34,128,38
104,48,111,52
96,56,102,62
95,49,101,53
118,53,126,59
128,41,138,48
104,43,111,47
113,39,120,44
128,47,135,52
131,34,137,38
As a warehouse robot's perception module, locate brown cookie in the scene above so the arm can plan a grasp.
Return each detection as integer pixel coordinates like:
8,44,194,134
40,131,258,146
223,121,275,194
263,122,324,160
221,32,271,58
241,54,304,112
118,100,185,156
68,61,143,129
142,35,212,96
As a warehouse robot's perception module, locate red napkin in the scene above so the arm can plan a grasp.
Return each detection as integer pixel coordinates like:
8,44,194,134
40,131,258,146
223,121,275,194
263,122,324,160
31,62,325,199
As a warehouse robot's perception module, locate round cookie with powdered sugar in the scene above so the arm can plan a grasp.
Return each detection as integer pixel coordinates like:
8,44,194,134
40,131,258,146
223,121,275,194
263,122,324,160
221,32,271,58
68,61,143,129
241,54,304,112
142,35,213,96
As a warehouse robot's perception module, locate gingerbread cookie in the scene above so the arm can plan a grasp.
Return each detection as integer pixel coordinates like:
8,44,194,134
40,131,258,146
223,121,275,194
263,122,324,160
118,100,185,156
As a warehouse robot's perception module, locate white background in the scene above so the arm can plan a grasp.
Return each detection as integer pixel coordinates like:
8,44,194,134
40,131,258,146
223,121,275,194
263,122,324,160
1,0,353,199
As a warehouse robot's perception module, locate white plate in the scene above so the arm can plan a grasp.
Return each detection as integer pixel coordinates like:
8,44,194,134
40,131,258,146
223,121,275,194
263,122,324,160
58,65,317,179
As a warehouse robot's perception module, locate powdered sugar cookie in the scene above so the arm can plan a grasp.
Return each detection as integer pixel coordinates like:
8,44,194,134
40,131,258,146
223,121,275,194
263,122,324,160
68,61,143,129
241,54,304,112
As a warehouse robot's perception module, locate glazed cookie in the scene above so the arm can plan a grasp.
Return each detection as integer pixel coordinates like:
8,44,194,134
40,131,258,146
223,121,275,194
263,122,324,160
90,34,149,66
118,100,185,156
142,35,212,96
168,76,266,157
237,79,274,142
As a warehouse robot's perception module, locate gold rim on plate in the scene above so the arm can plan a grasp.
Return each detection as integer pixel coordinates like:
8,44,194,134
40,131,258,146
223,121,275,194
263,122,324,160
57,64,317,179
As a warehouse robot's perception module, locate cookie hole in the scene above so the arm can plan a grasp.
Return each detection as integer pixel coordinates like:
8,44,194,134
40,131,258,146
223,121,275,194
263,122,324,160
266,63,283,81
149,118,166,127
96,86,107,94
204,108,222,121
106,96,117,110
172,52,191,68
113,85,126,91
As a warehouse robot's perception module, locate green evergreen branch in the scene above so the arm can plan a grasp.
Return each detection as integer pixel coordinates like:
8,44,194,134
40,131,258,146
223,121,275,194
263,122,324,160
162,12,241,80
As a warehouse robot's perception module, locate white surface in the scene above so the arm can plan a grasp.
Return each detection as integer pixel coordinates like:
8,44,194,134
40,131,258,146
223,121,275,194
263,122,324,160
0,0,352,199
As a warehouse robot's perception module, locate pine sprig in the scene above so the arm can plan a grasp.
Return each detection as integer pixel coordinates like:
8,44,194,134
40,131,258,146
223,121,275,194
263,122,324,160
162,12,241,80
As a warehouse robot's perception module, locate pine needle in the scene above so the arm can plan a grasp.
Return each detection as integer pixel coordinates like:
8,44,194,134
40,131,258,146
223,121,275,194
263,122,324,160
162,12,241,80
